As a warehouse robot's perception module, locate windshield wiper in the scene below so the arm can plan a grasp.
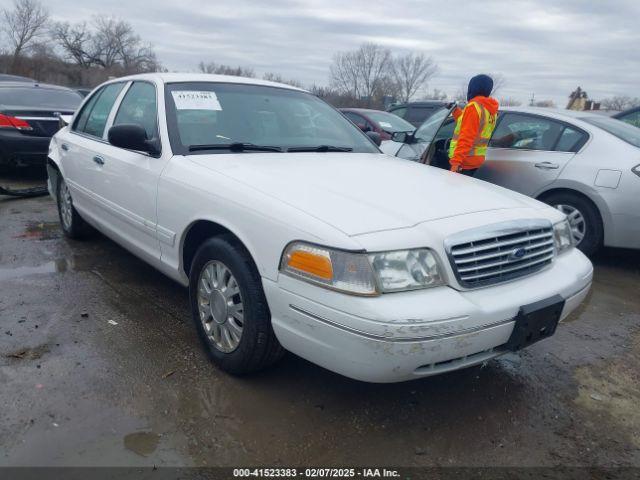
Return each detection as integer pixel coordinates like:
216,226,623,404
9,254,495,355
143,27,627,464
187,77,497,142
188,142,283,152
287,145,353,152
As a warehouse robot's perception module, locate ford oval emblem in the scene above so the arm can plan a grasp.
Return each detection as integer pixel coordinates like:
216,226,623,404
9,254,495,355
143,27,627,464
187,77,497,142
509,247,526,260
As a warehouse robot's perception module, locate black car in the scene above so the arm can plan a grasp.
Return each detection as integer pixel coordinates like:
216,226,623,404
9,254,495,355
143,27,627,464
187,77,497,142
0,82,82,169
613,106,640,128
387,101,447,128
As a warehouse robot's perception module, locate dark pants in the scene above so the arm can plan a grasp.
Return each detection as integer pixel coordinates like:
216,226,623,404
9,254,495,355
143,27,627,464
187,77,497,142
461,168,478,177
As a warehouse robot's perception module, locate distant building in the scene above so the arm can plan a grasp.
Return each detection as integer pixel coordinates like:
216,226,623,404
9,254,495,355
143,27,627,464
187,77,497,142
567,87,601,111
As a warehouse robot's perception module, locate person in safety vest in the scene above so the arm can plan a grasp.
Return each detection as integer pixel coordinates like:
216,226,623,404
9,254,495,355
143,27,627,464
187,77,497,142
449,74,499,176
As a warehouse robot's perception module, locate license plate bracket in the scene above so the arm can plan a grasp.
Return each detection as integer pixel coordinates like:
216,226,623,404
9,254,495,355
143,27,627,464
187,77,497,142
505,294,565,352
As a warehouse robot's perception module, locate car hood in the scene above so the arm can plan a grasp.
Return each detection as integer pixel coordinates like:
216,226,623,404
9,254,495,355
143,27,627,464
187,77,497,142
190,153,546,236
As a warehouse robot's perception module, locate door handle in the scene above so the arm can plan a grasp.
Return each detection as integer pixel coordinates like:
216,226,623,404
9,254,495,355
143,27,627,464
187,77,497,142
93,155,105,166
61,143,69,151
534,161,559,170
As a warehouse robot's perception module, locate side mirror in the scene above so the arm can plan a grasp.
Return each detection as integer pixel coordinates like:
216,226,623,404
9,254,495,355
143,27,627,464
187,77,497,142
366,131,382,146
391,131,415,144
108,124,160,156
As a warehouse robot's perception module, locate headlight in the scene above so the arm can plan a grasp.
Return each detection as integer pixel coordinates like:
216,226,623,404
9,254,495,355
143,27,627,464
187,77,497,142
553,219,573,254
280,242,444,295
368,249,443,292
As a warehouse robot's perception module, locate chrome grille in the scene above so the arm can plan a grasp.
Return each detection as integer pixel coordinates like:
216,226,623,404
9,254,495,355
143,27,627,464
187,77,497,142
446,220,555,289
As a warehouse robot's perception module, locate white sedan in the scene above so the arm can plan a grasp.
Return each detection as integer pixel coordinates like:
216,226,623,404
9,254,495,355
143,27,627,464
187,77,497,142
47,74,592,383
383,106,640,255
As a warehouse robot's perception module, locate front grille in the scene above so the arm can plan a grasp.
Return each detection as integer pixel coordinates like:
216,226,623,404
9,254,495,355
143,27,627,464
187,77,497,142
446,220,555,289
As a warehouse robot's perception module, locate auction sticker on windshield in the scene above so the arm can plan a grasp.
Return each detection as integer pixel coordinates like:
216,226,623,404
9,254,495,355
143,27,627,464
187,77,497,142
171,91,222,110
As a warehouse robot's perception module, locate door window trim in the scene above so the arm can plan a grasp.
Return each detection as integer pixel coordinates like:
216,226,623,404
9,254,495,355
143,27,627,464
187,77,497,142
108,80,162,157
488,111,590,154
70,81,127,143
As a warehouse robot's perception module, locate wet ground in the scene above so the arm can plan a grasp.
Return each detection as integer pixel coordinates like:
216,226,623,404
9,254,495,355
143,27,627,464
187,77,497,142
0,171,639,469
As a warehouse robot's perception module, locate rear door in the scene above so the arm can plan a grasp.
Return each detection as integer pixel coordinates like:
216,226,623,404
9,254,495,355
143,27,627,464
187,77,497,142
60,82,127,219
477,112,586,196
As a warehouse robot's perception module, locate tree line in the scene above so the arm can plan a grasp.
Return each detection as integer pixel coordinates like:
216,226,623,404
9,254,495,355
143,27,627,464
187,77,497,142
0,0,161,87
1,0,637,111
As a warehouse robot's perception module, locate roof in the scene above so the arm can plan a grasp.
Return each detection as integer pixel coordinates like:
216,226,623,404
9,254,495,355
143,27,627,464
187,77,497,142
501,106,608,122
108,72,306,92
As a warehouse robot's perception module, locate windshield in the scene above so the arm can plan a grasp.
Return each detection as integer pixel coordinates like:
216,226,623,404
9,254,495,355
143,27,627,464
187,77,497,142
165,82,380,154
365,111,414,133
581,116,640,148
0,86,82,110
414,107,449,143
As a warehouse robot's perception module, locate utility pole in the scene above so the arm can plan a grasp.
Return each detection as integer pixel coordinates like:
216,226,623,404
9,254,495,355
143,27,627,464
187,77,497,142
529,93,535,106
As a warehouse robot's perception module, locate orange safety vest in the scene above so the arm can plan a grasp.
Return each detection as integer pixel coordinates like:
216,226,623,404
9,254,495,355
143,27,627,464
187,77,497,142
448,101,497,161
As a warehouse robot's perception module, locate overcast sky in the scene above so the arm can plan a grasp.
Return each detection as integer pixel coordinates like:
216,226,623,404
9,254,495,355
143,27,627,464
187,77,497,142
50,0,639,105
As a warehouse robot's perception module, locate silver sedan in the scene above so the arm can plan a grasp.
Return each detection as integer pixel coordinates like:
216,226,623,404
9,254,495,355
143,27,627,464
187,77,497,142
383,107,640,255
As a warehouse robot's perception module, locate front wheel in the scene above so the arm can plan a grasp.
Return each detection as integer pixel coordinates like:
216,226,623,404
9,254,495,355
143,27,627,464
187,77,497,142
189,235,284,375
541,192,603,256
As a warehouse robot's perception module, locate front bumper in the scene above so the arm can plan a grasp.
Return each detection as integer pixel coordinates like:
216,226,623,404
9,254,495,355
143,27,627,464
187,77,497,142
264,248,593,383
0,130,50,168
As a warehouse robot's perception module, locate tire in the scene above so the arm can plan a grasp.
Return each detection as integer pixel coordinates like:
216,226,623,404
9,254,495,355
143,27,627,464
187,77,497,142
541,191,603,256
189,235,284,375
56,176,90,239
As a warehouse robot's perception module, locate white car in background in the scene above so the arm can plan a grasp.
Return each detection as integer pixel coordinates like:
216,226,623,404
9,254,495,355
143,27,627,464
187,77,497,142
47,74,592,383
384,107,640,255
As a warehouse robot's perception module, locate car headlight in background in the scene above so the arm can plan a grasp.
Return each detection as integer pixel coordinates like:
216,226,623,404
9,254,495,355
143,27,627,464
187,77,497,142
280,242,444,296
632,164,640,178
553,219,574,254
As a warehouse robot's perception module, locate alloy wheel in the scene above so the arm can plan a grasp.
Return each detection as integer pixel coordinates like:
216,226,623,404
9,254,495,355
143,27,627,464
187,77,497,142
197,260,244,353
554,204,586,245
59,180,73,231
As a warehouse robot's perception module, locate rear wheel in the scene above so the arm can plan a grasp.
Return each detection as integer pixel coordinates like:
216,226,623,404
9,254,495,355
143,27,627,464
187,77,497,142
189,235,284,375
541,191,603,256
57,177,90,239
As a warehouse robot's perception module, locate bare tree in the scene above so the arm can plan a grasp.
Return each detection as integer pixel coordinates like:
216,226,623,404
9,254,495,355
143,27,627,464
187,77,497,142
532,99,556,108
262,72,303,88
51,21,94,67
600,96,640,111
392,53,438,103
198,61,255,78
331,43,393,106
2,0,49,69
420,88,447,101
499,97,522,106
52,17,160,73
490,73,506,95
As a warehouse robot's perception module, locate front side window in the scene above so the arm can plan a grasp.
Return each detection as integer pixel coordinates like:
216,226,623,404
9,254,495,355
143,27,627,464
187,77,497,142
114,82,158,139
414,107,449,143
76,83,124,138
489,113,564,151
164,82,379,154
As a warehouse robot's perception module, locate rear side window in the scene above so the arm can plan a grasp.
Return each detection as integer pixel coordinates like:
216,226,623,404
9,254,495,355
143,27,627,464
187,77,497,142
113,82,158,139
74,83,124,138
555,126,587,152
490,113,564,151
406,106,433,123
